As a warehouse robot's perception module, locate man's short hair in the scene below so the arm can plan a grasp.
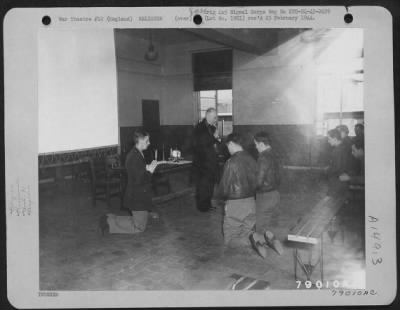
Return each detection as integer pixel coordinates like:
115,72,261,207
226,133,243,147
336,124,349,135
254,131,271,146
133,129,149,145
353,137,365,150
327,128,342,140
206,107,216,115
355,123,364,130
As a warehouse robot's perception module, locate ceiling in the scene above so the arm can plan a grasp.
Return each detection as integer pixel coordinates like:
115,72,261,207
116,29,201,45
184,28,304,55
116,28,306,55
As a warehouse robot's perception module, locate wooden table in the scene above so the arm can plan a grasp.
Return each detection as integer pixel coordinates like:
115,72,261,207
112,160,193,207
154,160,192,173
111,160,192,175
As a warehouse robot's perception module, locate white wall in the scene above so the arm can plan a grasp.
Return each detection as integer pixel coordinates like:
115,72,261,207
115,31,223,127
233,32,317,125
117,70,163,126
116,29,363,128
115,31,164,127
162,41,223,125
233,28,363,126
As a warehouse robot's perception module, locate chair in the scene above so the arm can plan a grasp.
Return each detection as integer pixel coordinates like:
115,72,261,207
89,156,122,207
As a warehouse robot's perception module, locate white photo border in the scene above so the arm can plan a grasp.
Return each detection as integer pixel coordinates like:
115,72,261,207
4,6,396,308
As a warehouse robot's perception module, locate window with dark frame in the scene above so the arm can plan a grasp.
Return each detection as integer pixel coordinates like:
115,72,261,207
316,70,364,136
192,49,233,137
198,89,233,137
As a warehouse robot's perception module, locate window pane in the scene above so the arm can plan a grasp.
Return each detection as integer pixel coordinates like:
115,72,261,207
217,89,232,114
222,120,233,136
323,118,364,136
315,120,326,136
197,89,234,125
217,120,223,132
200,98,216,110
200,110,206,119
217,103,232,114
217,116,233,137
325,119,341,131
341,119,361,136
200,90,216,98
316,74,364,136
217,89,232,103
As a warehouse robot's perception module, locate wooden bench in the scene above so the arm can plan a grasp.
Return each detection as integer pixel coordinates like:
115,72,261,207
288,196,346,282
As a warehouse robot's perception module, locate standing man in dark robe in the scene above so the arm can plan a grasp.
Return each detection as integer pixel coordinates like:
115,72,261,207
192,108,221,212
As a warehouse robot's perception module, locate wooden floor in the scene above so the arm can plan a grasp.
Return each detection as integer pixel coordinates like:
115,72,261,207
39,170,365,290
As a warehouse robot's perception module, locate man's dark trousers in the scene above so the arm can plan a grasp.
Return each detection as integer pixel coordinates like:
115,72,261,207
195,171,216,212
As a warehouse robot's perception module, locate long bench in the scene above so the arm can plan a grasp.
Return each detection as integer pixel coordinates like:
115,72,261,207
288,196,346,282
